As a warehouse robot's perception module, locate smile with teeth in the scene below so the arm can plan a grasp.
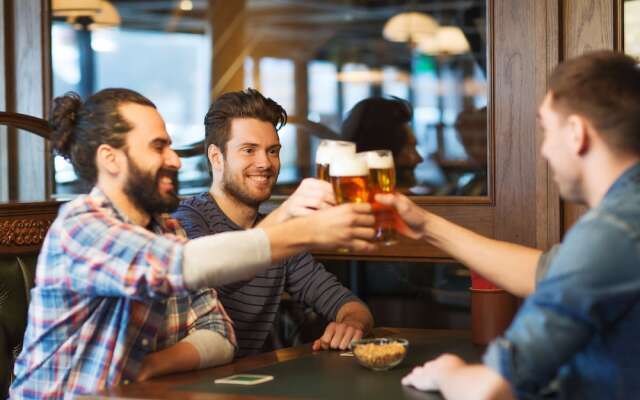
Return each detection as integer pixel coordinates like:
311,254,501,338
247,175,271,183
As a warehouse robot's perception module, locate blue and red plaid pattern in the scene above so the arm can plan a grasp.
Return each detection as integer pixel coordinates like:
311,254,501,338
10,187,235,399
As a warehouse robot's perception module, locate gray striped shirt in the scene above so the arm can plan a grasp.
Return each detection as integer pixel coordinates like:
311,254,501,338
173,192,360,357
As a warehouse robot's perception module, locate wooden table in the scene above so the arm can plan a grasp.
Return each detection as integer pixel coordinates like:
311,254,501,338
94,328,484,399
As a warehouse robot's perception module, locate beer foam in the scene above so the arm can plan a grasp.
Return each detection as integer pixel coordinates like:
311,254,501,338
363,151,394,169
330,156,369,177
315,140,356,164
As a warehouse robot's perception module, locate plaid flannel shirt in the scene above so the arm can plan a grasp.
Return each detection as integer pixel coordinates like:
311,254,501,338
10,187,235,399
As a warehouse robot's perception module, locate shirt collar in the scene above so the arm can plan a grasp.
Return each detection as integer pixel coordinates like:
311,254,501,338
602,162,640,201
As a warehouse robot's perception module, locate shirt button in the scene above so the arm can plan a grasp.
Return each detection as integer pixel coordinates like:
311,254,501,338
141,338,149,347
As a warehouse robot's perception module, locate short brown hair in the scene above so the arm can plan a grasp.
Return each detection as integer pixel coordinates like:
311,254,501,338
548,50,640,155
203,88,287,162
50,88,156,183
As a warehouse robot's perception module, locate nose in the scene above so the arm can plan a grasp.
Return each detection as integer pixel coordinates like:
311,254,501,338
255,150,274,169
166,148,182,170
411,148,424,166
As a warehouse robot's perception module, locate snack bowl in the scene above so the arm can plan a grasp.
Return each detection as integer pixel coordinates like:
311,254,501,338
350,337,409,371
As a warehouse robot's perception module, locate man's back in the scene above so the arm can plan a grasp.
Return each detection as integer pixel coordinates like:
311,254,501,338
484,163,640,399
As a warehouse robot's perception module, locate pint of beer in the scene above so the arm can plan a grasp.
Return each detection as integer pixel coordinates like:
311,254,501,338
315,140,356,181
360,150,397,245
329,154,370,204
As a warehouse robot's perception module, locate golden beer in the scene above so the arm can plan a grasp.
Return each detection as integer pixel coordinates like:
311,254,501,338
329,154,369,253
331,175,370,204
315,140,356,182
369,167,397,194
316,163,330,182
360,150,397,245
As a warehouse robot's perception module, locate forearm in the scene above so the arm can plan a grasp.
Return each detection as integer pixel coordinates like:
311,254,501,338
336,301,374,334
138,341,200,381
138,330,234,381
261,217,314,262
438,365,514,400
423,214,541,297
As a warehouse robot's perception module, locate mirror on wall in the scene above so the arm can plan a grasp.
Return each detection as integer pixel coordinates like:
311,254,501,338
50,0,489,199
625,0,640,59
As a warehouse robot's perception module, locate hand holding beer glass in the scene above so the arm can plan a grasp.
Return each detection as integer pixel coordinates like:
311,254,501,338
329,149,398,247
360,150,397,245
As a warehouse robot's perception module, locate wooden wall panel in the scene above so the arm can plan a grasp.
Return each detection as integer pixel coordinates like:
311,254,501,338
561,0,615,232
0,0,8,201
210,0,247,99
492,1,542,248
13,0,47,202
534,0,562,250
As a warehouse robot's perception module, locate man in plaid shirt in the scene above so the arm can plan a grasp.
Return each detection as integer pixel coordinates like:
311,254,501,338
10,88,376,399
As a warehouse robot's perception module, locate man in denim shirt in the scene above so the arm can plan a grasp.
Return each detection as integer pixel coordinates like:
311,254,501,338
381,51,640,399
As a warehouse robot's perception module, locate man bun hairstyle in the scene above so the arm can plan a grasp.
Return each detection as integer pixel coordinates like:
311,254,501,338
203,88,287,162
548,50,640,155
49,88,156,183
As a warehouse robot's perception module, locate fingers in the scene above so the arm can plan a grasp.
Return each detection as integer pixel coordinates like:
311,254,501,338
345,239,376,252
314,323,364,351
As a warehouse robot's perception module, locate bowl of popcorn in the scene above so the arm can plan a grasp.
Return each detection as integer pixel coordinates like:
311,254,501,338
350,337,409,371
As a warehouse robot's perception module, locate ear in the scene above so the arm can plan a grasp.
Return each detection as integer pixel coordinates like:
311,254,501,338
208,144,224,173
95,144,123,176
566,115,590,156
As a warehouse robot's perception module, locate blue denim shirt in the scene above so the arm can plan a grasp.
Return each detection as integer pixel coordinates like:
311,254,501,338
483,163,640,399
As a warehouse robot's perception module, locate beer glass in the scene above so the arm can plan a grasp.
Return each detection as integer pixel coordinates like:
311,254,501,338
360,150,397,245
330,153,370,204
315,140,356,181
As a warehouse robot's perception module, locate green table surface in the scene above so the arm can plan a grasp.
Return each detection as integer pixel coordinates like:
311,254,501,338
178,330,483,399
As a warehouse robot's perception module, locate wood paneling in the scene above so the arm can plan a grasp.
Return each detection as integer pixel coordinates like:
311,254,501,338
492,0,542,248
210,0,247,98
535,0,562,250
561,0,615,233
13,0,47,202
0,0,8,202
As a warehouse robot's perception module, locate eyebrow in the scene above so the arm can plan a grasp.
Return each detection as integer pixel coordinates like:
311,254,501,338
151,137,172,147
237,143,281,149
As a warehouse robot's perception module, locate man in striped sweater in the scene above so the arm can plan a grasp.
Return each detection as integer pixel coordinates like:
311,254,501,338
173,89,374,357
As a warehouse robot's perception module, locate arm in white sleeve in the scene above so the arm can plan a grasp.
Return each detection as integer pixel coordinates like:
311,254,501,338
182,329,235,368
182,228,272,290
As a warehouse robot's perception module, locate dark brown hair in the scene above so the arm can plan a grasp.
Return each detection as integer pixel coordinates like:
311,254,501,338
341,97,412,157
548,50,640,155
203,88,287,160
50,88,156,183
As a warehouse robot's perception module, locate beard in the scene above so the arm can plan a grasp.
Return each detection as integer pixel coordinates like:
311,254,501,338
123,156,180,215
221,165,275,209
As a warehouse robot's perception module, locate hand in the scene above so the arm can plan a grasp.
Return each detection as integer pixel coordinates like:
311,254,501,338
312,321,365,351
401,354,465,391
279,178,336,220
374,193,428,240
306,202,376,252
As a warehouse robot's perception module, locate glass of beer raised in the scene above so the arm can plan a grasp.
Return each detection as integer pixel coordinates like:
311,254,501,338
329,153,370,253
315,140,356,181
330,153,370,205
360,150,397,245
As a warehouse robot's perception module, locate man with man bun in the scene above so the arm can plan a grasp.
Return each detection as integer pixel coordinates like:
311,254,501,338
10,88,376,399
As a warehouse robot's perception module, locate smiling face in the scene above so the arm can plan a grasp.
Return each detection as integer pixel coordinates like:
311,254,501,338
119,103,182,214
539,93,586,204
213,118,281,208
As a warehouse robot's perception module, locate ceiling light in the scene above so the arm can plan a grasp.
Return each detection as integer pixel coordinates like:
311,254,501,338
383,12,439,44
417,26,470,56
